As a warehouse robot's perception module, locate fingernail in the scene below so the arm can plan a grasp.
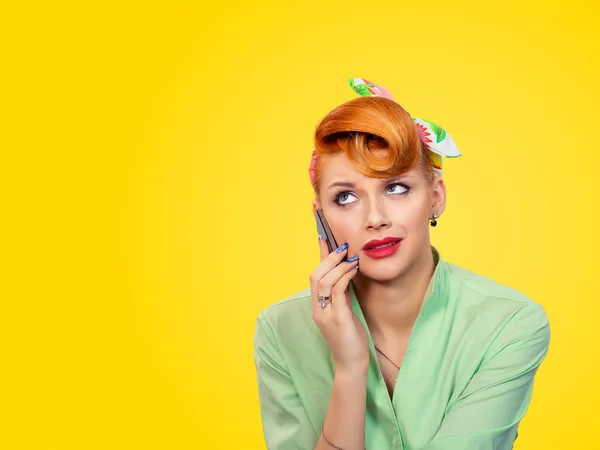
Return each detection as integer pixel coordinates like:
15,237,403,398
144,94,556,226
345,255,359,262
318,234,323,242
335,242,348,253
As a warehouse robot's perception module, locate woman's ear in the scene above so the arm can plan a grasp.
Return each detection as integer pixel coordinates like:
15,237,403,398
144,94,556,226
431,176,447,216
312,198,321,216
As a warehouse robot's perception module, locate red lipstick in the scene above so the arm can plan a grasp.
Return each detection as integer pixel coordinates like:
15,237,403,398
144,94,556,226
362,237,402,259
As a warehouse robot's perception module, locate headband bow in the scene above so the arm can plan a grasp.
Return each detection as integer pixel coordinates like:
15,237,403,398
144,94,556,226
309,78,461,188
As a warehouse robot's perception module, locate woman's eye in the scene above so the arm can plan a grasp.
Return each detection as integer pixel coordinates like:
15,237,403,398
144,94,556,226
387,183,409,194
336,192,357,205
334,183,410,206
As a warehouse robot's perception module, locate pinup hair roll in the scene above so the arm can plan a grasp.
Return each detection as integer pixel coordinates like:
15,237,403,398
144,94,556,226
312,96,435,195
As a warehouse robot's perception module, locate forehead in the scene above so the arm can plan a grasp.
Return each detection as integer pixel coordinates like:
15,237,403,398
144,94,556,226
319,152,360,179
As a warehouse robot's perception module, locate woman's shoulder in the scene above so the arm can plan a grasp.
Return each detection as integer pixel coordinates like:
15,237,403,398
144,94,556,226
444,260,550,332
258,286,312,316
255,287,319,343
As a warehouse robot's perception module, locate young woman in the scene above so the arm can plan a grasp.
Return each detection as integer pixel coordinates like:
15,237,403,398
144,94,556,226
254,78,550,450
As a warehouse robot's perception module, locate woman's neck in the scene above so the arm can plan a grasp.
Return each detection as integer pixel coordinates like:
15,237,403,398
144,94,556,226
352,247,436,343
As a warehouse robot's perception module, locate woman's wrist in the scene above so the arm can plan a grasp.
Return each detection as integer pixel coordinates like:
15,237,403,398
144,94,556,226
334,366,368,385
333,354,370,379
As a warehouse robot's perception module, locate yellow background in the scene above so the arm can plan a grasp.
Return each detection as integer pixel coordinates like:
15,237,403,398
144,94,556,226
2,0,598,448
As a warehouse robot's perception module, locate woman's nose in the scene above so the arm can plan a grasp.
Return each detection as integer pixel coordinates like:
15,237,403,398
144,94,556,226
364,200,391,230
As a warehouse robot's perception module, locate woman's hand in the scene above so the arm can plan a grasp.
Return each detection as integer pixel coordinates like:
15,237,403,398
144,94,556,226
309,234,369,376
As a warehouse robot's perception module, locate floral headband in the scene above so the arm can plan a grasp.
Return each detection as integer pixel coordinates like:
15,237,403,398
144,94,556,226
309,77,461,188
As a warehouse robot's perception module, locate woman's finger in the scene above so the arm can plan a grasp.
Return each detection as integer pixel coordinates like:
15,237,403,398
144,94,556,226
329,261,359,318
318,234,330,262
312,238,347,282
316,257,358,312
310,279,333,319
310,235,336,317
311,254,350,318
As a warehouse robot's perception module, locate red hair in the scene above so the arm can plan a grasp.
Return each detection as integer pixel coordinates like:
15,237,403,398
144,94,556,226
312,96,434,196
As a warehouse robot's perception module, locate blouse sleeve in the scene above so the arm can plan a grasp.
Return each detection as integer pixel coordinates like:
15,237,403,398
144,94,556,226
420,303,551,450
254,312,318,450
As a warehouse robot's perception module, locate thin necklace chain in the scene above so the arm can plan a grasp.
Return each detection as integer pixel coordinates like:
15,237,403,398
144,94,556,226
374,345,400,370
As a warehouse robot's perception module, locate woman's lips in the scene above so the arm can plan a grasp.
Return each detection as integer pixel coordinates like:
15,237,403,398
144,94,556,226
363,240,402,259
362,236,402,250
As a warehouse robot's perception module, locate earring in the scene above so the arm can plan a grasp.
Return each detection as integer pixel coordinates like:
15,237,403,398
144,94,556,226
430,210,441,227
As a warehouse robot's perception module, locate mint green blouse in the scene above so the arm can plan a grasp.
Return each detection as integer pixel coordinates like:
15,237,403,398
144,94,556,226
253,246,550,450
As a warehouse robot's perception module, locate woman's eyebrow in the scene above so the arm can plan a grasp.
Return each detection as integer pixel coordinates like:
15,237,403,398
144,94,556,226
327,175,411,190
328,181,356,189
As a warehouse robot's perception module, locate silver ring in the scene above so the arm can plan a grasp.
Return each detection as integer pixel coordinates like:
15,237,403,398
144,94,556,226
317,295,331,308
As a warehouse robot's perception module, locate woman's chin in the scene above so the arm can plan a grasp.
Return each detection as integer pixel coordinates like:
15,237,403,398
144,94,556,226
356,261,407,282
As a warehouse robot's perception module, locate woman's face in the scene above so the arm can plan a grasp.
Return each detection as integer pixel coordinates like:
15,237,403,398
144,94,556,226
313,151,446,282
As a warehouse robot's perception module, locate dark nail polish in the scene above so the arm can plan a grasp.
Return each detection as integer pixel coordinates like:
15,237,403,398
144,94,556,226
335,242,348,253
345,255,359,262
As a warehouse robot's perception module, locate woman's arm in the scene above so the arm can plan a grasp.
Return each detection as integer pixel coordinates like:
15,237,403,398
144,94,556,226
420,303,551,450
255,234,369,449
254,312,368,450
318,369,367,450
254,312,315,449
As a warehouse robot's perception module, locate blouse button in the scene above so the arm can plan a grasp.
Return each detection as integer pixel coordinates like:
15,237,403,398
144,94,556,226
392,436,399,446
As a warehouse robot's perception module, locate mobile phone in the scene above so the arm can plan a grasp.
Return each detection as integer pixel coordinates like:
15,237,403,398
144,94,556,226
315,209,352,294
315,209,338,253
